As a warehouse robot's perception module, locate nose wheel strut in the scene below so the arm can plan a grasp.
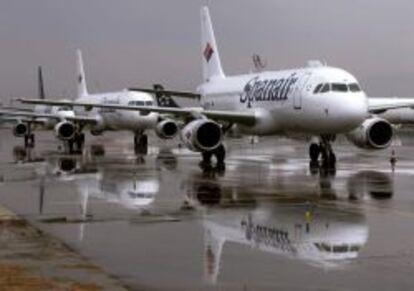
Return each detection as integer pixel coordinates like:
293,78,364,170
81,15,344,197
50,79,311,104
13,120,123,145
309,136,336,168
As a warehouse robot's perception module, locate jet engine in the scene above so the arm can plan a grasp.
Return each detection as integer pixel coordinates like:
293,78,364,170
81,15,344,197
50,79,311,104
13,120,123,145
180,119,223,152
155,119,179,139
346,117,393,149
13,122,27,137
54,121,76,141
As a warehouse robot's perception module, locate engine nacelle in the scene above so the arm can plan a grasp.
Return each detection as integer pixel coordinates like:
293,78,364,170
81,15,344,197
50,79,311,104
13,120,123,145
155,119,179,139
346,117,393,149
54,121,76,141
180,119,223,152
13,122,27,137
90,115,105,136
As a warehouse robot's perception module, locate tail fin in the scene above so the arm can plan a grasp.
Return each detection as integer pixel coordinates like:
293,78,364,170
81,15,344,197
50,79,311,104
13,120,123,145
76,49,88,97
201,7,225,82
153,84,180,108
38,66,45,99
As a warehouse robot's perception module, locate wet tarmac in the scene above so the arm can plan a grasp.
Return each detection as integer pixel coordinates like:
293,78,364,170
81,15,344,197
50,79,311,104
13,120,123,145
1,129,414,290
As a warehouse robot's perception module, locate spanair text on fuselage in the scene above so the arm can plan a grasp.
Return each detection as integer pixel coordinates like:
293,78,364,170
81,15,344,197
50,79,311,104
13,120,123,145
75,91,158,131
198,66,368,136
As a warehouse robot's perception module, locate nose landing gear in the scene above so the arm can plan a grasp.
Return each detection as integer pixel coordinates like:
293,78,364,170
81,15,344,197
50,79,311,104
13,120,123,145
309,136,336,169
199,144,226,171
134,132,148,155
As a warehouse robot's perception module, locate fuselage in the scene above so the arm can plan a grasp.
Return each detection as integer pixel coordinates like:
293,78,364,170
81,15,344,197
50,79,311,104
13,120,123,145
198,66,369,136
33,103,75,129
75,90,158,132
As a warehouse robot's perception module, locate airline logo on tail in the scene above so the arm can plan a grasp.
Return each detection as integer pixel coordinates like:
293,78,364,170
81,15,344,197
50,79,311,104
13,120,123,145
203,43,214,62
78,74,83,84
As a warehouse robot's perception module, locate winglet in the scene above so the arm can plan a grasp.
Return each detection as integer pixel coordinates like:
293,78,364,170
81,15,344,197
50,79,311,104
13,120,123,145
201,6,225,82
76,49,88,97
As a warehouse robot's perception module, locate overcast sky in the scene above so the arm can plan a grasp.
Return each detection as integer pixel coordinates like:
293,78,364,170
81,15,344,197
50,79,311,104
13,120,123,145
0,0,413,102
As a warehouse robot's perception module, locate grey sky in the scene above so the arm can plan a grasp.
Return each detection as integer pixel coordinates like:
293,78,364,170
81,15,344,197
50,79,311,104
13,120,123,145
0,0,413,102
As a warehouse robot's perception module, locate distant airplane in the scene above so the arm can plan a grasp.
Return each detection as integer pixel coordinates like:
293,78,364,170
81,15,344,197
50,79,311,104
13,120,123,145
19,7,414,168
11,51,180,153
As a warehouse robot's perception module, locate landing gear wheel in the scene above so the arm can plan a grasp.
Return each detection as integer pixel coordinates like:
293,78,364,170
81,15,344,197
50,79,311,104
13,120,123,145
309,143,320,162
75,133,85,153
24,134,35,148
67,140,74,154
321,149,336,169
134,134,148,155
214,144,226,169
200,151,213,170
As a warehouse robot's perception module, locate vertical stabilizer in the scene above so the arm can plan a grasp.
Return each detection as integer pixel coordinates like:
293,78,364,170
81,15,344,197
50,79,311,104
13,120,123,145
38,66,45,99
201,6,225,82
153,84,180,108
76,49,88,97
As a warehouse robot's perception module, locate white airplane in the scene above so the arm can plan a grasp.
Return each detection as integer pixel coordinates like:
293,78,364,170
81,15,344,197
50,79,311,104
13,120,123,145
187,168,393,284
12,52,180,153
0,67,79,147
202,205,368,284
19,7,414,167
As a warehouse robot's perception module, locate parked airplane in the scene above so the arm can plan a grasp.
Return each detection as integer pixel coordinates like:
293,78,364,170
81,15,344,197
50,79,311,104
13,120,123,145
0,67,78,147
12,52,180,153
19,7,414,167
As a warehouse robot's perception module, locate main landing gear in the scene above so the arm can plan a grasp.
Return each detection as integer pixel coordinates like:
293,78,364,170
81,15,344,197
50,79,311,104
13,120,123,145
134,132,148,155
309,136,336,169
200,144,226,171
66,132,85,154
24,133,35,148
23,123,35,148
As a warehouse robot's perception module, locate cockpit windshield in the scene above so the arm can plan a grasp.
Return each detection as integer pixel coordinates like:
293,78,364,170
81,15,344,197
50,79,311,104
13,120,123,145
314,242,361,253
313,82,362,94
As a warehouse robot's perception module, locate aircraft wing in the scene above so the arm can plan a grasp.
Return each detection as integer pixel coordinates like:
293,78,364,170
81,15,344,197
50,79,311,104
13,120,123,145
0,109,99,125
65,115,99,124
0,115,46,125
0,110,61,120
368,97,414,114
18,98,257,126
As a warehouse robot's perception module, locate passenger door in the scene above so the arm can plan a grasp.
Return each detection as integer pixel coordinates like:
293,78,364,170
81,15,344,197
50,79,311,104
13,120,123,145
293,72,312,110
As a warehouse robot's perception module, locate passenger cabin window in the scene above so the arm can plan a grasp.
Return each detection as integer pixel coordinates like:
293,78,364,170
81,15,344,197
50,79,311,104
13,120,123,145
331,83,348,92
349,83,361,92
145,101,153,106
128,101,146,106
58,106,71,111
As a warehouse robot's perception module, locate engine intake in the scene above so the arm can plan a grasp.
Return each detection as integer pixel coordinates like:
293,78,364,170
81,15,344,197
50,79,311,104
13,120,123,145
346,117,393,149
54,121,76,141
13,123,27,137
155,119,179,139
181,119,223,152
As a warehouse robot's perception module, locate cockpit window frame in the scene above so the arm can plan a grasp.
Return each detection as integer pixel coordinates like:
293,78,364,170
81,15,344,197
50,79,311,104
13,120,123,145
313,84,323,94
349,83,361,92
320,83,330,93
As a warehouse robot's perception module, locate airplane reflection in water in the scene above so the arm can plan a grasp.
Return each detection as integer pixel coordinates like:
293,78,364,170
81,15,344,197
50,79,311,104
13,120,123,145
10,146,394,273
187,168,394,284
11,146,178,241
